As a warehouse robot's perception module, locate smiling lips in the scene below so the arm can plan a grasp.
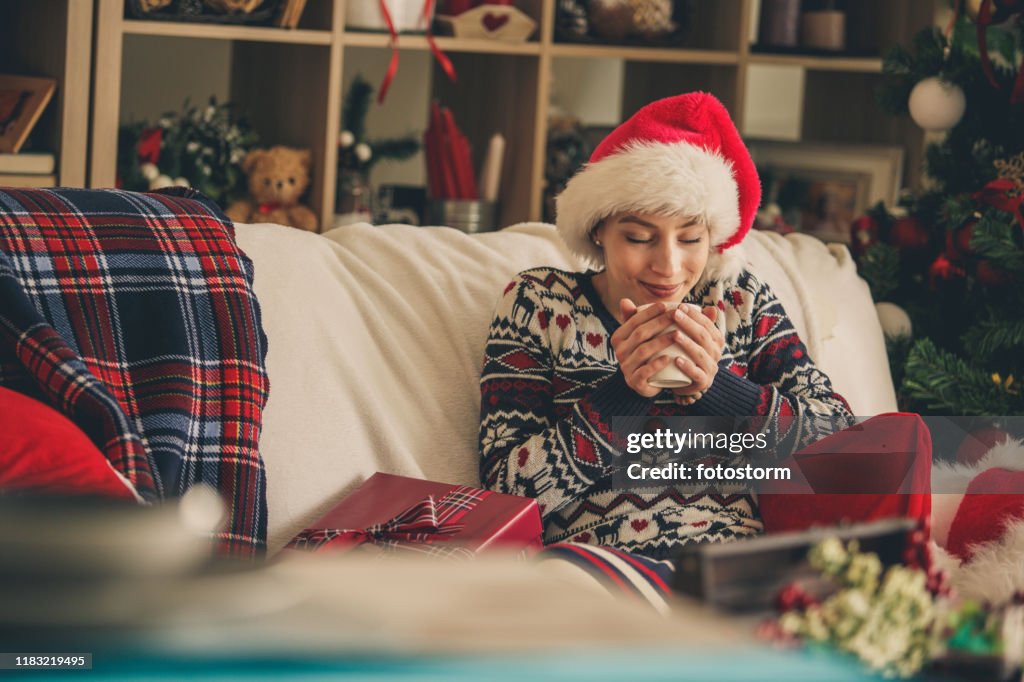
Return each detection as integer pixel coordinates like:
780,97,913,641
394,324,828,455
641,282,683,299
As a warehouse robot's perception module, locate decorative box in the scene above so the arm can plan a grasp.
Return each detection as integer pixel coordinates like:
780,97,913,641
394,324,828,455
435,5,537,42
287,472,543,557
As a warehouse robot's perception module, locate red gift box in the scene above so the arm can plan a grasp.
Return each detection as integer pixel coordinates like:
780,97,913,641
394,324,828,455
286,473,543,557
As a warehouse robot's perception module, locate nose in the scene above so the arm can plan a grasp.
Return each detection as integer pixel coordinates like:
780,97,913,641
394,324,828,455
276,181,284,190
650,241,680,277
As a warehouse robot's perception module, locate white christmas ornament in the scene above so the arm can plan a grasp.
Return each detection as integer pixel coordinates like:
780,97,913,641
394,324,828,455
355,143,372,162
149,174,174,190
140,162,160,181
339,130,355,148
173,177,190,187
908,77,966,132
875,302,912,340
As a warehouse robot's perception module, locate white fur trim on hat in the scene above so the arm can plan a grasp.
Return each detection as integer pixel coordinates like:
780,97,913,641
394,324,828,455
555,140,746,282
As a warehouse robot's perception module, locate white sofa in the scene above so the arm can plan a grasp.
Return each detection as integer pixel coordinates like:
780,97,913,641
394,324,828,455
234,222,897,554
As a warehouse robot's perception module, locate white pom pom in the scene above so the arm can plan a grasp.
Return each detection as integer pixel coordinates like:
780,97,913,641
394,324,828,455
173,177,190,187
876,302,912,340
149,174,174,190
908,77,966,132
355,143,372,162
179,484,226,535
339,130,355,148
140,163,160,181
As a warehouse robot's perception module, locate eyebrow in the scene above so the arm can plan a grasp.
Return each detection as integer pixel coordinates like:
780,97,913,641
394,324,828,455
619,215,702,230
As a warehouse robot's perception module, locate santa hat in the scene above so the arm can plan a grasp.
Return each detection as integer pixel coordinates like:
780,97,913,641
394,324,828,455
930,437,1024,605
555,92,761,283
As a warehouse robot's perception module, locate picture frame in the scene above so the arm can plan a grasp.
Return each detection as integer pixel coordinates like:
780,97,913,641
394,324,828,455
747,141,904,244
0,75,57,154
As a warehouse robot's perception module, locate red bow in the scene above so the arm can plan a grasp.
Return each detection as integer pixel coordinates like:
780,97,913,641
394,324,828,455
288,485,491,554
974,0,1024,108
377,0,456,104
257,202,282,214
973,178,1024,230
138,127,163,165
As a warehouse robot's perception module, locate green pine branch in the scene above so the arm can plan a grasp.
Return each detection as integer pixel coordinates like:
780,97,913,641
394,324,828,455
971,211,1024,271
902,338,1012,415
963,316,1024,362
342,76,373,142
941,193,976,230
858,243,901,301
369,137,420,162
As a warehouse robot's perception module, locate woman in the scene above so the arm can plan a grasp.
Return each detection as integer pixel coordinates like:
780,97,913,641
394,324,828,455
479,93,852,561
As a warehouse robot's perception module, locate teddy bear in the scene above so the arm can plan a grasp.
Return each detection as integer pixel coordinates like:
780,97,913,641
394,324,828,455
226,146,319,232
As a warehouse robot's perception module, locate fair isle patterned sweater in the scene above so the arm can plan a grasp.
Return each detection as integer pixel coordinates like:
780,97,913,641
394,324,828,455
479,267,853,560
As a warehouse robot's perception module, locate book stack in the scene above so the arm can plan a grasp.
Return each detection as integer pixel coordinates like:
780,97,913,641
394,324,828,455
0,152,56,188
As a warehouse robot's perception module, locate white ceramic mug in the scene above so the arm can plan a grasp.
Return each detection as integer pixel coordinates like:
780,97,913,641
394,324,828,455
637,303,693,389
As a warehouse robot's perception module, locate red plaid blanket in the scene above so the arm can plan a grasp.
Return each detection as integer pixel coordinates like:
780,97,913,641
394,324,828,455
0,187,269,557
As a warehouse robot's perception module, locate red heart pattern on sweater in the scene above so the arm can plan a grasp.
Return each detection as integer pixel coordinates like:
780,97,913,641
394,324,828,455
631,519,648,532
574,532,592,543
517,447,529,467
586,332,603,348
555,314,570,330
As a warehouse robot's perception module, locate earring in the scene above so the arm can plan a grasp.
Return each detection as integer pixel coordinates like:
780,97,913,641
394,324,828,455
594,240,603,247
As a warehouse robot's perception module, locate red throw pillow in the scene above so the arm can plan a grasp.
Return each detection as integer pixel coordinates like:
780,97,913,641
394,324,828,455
0,386,137,499
946,467,1024,561
759,413,932,533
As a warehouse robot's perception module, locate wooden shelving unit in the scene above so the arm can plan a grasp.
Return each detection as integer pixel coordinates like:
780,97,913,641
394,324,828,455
89,0,936,229
0,0,94,187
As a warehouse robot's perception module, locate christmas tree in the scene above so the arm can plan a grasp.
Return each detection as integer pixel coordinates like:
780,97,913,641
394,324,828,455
864,1,1024,416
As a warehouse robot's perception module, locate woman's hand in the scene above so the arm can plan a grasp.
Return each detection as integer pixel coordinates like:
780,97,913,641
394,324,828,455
610,299,680,398
669,305,725,404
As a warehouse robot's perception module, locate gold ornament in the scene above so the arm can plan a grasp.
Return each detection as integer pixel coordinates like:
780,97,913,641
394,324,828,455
138,0,172,10
992,373,1019,394
966,0,984,20
588,0,632,42
202,0,263,14
994,152,1024,187
629,0,675,38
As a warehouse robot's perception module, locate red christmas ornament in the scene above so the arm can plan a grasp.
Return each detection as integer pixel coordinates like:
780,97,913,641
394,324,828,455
850,214,879,256
775,582,817,613
945,221,976,259
955,426,1011,466
976,259,1012,286
974,179,1024,231
928,253,966,289
137,127,163,165
889,216,930,250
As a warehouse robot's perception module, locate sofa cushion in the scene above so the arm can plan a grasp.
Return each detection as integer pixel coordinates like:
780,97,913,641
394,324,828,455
0,386,137,499
236,222,895,553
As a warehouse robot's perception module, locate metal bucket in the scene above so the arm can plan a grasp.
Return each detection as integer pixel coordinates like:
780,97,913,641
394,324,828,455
428,199,499,234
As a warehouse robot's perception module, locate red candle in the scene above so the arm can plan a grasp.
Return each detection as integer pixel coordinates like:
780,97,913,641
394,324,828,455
442,0,475,15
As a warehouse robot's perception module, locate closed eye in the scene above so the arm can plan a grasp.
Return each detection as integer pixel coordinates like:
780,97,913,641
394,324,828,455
626,236,652,244
680,237,703,244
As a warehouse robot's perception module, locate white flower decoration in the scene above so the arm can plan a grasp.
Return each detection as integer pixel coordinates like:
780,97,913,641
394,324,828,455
355,143,372,162
339,130,355,148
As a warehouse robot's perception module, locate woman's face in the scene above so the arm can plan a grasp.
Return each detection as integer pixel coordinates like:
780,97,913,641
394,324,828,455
593,212,710,307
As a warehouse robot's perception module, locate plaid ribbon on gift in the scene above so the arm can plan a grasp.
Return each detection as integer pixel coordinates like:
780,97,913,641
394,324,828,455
288,485,491,558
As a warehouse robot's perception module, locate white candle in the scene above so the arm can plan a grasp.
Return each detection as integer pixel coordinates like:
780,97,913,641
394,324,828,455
479,133,505,202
